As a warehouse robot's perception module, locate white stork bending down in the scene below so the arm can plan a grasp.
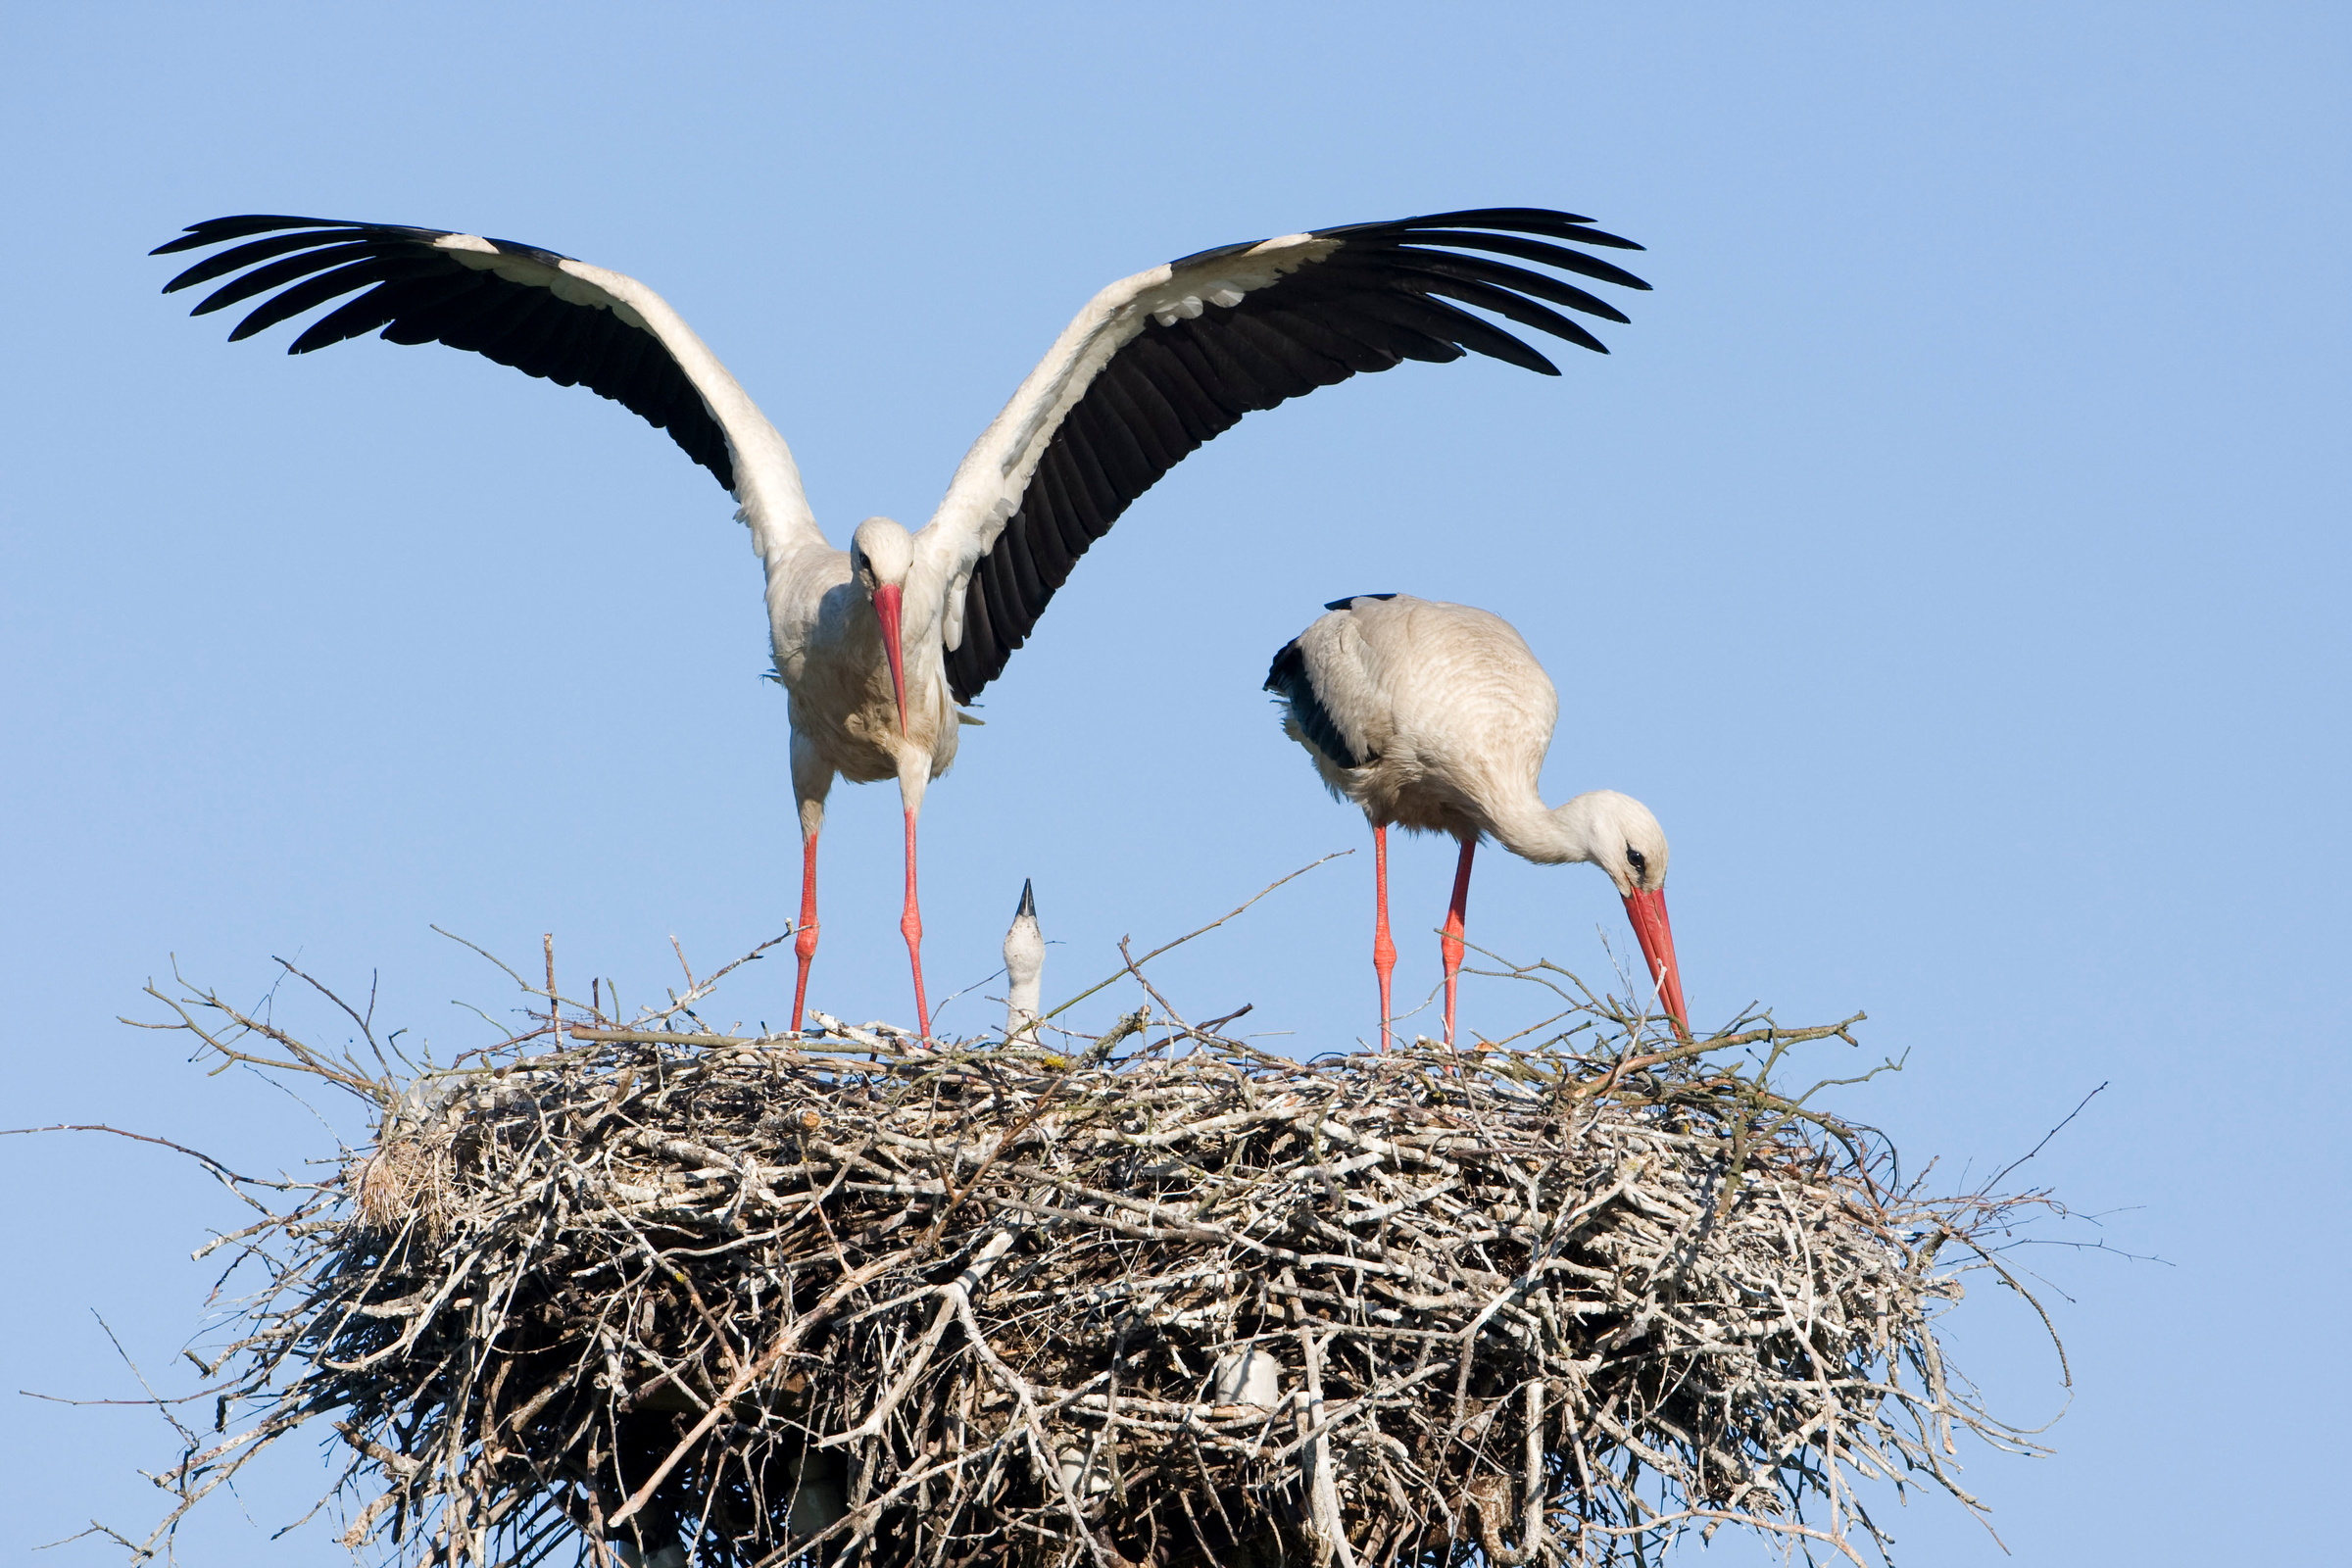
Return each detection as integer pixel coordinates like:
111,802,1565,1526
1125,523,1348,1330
1265,595,1689,1048
155,207,1650,1038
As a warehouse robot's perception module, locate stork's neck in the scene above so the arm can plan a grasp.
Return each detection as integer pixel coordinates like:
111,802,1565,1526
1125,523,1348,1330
1489,790,1612,867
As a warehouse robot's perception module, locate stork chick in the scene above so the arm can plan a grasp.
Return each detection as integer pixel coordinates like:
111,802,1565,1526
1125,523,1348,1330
1004,879,1045,1047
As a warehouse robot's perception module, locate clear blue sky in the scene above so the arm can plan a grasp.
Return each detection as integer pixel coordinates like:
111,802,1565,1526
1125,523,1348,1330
3,4,2344,1562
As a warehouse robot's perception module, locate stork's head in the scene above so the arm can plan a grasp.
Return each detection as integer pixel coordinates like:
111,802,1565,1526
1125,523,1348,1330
850,517,916,734
1565,791,1688,1038
1578,791,1669,898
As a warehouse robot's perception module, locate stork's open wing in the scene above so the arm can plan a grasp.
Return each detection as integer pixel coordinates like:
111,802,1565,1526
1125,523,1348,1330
925,208,1647,703
152,216,818,555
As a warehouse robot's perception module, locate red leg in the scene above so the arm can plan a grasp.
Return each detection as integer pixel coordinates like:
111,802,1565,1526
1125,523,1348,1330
1441,837,1476,1050
790,830,821,1032
1371,822,1397,1051
901,806,931,1040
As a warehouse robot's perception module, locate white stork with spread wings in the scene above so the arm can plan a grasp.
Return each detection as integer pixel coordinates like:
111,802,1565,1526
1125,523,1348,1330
155,206,1651,1037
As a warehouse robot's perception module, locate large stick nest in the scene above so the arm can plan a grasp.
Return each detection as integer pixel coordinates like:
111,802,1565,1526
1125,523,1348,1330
133,960,2056,1568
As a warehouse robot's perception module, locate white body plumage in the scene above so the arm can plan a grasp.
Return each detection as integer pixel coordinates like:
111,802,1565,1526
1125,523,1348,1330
1267,595,1689,1043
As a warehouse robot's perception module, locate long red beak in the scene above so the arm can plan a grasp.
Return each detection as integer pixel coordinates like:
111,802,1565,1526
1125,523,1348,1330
872,581,908,735
1621,887,1690,1038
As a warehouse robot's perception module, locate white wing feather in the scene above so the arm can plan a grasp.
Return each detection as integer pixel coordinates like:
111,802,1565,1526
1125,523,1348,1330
432,235,823,565
918,232,1343,650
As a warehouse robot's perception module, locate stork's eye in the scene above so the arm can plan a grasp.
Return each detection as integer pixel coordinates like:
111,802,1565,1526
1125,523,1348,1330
1625,846,1647,877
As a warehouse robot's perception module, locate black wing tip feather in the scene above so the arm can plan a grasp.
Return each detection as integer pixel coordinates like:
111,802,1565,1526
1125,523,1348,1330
1414,207,1647,254
1185,204,1647,363
151,211,736,496
154,217,577,288
1323,594,1397,612
1323,207,1647,253
151,214,357,256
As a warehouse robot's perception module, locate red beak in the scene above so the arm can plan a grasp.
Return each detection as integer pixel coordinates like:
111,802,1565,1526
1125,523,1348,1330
872,581,908,735
1621,887,1690,1038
